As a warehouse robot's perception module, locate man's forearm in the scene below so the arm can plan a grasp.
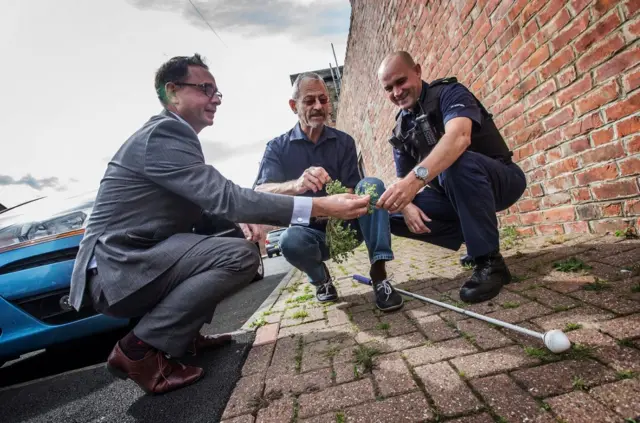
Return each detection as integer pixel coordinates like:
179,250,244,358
408,132,470,185
255,181,299,196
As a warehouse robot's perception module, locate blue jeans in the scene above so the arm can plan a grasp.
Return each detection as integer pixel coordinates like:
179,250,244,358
279,177,393,285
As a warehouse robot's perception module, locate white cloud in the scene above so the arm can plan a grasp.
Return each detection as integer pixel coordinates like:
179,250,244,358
0,0,349,207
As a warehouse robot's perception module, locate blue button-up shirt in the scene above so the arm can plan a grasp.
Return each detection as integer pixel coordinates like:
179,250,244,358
394,80,484,177
254,122,361,197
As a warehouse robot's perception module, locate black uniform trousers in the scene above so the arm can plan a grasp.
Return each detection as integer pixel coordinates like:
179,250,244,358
390,150,527,258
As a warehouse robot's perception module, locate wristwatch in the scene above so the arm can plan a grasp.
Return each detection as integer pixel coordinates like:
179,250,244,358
412,165,429,185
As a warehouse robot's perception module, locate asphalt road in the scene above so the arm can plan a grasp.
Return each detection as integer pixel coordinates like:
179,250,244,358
0,255,291,423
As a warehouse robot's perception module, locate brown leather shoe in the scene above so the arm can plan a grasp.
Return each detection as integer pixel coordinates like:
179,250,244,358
106,343,204,394
187,333,234,356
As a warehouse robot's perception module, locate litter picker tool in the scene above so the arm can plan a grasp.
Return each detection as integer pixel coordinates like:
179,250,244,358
352,274,571,353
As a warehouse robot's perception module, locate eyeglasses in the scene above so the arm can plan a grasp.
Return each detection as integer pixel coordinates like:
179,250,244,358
301,96,329,106
174,82,223,99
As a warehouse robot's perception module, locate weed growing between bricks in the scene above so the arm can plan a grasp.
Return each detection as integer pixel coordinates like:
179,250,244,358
553,257,592,272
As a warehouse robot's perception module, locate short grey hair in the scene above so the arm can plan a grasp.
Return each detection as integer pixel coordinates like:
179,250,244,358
291,72,329,100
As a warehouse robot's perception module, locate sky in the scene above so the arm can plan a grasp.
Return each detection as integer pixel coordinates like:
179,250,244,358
0,0,350,208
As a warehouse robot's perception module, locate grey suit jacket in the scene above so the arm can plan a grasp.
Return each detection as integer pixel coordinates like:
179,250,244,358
69,110,294,310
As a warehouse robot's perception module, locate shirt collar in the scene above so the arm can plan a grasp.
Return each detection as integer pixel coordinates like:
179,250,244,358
401,80,429,118
289,121,336,144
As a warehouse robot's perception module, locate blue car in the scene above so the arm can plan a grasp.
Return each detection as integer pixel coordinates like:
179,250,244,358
0,191,264,367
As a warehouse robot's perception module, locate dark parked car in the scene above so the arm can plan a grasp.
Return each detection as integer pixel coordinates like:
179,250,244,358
265,228,285,258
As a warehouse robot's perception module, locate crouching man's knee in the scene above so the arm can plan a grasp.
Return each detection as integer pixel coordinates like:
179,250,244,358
356,177,386,196
227,238,260,276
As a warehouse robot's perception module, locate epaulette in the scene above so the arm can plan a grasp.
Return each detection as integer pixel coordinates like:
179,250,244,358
428,76,458,87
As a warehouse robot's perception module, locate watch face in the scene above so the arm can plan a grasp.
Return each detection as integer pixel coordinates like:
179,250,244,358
416,167,428,179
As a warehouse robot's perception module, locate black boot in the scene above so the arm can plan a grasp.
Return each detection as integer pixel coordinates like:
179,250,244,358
459,250,511,303
460,254,475,267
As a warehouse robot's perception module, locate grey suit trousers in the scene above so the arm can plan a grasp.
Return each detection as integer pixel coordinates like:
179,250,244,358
89,235,260,357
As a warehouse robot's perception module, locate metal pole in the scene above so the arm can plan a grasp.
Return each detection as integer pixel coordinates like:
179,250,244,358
352,275,544,340
331,43,342,87
329,62,339,97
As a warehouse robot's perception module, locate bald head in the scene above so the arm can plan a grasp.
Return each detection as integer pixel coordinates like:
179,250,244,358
377,51,423,110
378,51,416,75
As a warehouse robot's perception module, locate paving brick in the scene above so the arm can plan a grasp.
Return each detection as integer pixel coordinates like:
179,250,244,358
297,379,375,418
580,239,638,258
302,323,356,344
349,303,374,314
569,288,640,314
279,320,328,339
531,306,614,331
221,415,255,423
267,336,299,377
302,340,332,373
404,301,444,319
414,361,482,416
333,362,358,384
444,413,495,423
484,301,553,324
264,367,333,397
403,338,478,367
593,343,640,372
255,397,294,423
471,374,555,423
520,287,580,309
539,270,597,293
354,329,389,348
545,390,621,423
566,328,617,348
339,391,434,423
357,331,426,353
324,335,357,364
242,343,275,376
372,352,418,397
379,312,418,337
455,319,513,350
450,345,539,378
415,314,459,342
590,379,640,420
254,323,280,347
297,411,342,423
327,309,351,326
511,359,618,398
350,310,379,331
598,314,640,339
595,246,640,267
489,289,533,307
222,373,265,419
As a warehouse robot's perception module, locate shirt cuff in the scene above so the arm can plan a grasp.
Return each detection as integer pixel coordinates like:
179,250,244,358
88,255,97,269
291,196,312,225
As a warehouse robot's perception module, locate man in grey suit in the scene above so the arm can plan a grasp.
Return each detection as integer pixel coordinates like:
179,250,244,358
69,54,370,395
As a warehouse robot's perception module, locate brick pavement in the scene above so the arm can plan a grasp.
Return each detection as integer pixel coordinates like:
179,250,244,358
222,232,640,423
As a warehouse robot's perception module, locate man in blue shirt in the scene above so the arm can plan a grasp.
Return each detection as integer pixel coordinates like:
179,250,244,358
254,72,403,312
373,51,527,304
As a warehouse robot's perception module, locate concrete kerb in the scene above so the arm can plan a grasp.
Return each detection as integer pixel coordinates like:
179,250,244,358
240,267,299,331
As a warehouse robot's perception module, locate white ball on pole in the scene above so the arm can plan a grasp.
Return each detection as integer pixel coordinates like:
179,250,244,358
543,329,571,353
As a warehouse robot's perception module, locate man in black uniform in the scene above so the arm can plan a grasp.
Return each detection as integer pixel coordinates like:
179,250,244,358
373,51,527,303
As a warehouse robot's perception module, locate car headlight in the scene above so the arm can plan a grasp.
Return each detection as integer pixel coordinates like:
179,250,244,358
0,193,95,253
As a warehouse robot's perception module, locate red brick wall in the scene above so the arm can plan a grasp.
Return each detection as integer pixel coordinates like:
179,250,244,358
337,0,639,235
